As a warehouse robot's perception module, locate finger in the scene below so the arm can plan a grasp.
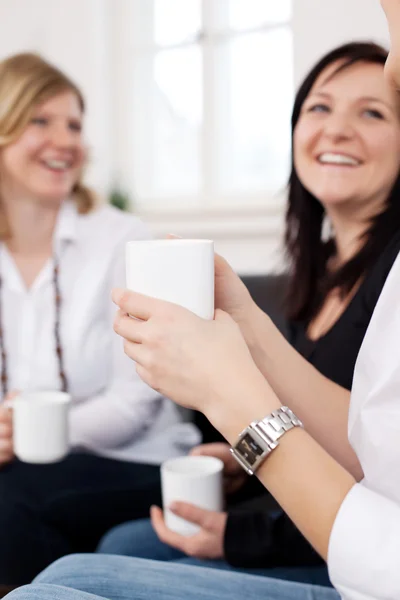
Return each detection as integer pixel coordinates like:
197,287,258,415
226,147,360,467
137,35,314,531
112,289,154,321
0,407,13,424
114,311,146,344
0,451,13,466
166,234,182,240
214,253,231,276
190,442,230,459
150,505,190,552
169,502,213,528
122,340,154,369
0,438,13,453
0,423,12,439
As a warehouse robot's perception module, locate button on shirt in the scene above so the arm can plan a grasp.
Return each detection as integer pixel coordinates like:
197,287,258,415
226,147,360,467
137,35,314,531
328,249,400,599
0,200,200,464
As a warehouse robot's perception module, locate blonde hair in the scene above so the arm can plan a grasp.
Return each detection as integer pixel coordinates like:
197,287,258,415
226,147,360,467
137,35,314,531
0,52,96,238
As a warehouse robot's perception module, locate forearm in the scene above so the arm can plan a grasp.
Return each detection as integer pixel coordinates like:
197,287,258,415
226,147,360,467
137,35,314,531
209,385,355,561
240,304,362,479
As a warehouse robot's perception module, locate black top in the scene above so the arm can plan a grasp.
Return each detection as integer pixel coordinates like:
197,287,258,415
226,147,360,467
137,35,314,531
223,230,400,569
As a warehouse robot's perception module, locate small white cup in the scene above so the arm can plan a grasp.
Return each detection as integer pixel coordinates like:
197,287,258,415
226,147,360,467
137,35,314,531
126,239,215,320
12,391,71,464
161,455,224,536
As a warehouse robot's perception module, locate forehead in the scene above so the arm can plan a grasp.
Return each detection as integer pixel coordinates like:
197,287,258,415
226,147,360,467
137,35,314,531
308,60,396,106
34,91,83,117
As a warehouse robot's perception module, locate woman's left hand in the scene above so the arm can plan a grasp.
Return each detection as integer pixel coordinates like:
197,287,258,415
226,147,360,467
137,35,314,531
150,503,227,560
112,288,270,424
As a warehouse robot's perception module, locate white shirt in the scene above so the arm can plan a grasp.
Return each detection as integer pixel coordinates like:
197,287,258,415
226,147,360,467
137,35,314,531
328,248,400,599
0,200,200,464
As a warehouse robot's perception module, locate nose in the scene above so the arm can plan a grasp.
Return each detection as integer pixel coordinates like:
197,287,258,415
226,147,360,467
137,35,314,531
49,121,79,150
322,111,355,141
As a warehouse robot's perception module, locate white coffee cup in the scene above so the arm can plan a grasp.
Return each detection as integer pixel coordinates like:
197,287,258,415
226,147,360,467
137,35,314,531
126,239,214,320
161,455,224,536
12,391,71,464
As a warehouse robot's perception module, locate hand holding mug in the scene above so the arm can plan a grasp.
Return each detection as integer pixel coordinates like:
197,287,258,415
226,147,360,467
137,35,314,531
112,290,266,427
190,443,247,494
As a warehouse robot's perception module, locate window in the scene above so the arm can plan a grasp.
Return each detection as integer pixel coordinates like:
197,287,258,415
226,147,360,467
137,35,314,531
129,0,293,211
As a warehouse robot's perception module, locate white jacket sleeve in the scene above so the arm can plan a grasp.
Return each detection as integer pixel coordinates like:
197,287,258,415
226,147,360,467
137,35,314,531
328,483,400,600
68,217,169,451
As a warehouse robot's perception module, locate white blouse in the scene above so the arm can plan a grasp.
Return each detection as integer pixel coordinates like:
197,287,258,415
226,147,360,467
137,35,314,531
0,200,200,464
328,248,400,599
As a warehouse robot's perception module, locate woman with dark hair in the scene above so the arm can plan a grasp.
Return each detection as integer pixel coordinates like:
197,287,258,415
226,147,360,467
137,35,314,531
85,40,400,584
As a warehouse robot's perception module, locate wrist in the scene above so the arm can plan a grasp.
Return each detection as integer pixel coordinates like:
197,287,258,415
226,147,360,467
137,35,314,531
239,303,274,364
206,374,282,446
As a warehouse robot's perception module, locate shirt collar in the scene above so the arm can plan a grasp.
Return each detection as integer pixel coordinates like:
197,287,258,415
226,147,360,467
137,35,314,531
53,199,79,254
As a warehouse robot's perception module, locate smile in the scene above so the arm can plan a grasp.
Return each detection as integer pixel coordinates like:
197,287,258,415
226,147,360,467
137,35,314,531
41,159,73,172
317,152,362,167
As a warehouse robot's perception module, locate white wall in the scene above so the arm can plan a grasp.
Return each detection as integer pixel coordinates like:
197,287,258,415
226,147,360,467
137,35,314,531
293,0,389,86
0,0,392,273
0,0,113,193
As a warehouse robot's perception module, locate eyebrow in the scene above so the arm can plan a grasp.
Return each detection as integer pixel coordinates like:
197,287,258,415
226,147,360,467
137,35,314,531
308,91,393,110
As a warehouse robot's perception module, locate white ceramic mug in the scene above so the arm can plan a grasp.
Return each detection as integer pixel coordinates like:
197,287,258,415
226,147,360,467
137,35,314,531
161,455,224,536
11,391,71,464
126,239,215,320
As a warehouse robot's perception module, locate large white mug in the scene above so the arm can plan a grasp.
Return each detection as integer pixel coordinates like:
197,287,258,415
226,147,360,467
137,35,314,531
126,239,214,320
12,391,71,464
161,455,224,536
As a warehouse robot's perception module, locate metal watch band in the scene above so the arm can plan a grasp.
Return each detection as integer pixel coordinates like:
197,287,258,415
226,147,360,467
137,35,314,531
230,406,303,476
254,406,303,446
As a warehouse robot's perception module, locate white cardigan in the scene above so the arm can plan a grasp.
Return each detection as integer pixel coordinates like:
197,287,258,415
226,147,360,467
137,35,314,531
0,200,200,463
328,248,400,599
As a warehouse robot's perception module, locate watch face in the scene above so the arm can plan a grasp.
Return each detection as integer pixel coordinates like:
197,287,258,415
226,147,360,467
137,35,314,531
237,432,264,467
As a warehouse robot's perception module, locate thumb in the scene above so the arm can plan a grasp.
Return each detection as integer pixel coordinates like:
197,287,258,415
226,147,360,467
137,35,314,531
214,253,232,277
214,309,234,324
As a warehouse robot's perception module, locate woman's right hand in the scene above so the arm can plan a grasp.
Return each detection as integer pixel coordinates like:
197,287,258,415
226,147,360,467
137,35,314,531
190,442,248,494
0,403,13,466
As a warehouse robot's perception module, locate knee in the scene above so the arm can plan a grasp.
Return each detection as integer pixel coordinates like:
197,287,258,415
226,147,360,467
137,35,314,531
34,554,92,585
5,584,61,600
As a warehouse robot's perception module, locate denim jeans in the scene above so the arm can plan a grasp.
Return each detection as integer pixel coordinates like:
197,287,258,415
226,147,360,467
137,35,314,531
5,554,340,600
97,517,332,587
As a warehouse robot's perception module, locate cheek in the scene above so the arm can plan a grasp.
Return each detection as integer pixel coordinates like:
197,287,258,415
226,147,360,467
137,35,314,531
367,133,400,184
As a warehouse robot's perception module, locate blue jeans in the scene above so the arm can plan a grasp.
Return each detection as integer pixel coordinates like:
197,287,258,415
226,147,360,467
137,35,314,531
5,554,340,600
97,517,331,586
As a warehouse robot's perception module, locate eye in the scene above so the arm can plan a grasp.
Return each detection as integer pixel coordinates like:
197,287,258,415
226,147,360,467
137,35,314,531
31,117,48,126
68,120,82,133
307,103,330,114
363,108,384,120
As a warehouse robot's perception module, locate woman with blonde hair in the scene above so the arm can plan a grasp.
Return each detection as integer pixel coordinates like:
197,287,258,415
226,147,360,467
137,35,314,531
0,52,198,587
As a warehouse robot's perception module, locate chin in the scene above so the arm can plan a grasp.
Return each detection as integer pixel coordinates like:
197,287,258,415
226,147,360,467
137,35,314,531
34,191,70,206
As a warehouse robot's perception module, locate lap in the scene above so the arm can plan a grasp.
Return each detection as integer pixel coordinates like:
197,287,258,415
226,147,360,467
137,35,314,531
34,554,340,600
0,454,161,549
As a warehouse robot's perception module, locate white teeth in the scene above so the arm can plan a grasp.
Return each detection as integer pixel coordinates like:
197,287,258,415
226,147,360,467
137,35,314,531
44,159,70,170
318,153,360,166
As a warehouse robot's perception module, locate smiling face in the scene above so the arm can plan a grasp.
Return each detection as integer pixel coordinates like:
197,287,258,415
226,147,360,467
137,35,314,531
293,60,400,216
0,91,85,205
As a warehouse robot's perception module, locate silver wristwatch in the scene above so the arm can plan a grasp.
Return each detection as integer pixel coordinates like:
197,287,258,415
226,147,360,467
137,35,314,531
230,406,303,476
